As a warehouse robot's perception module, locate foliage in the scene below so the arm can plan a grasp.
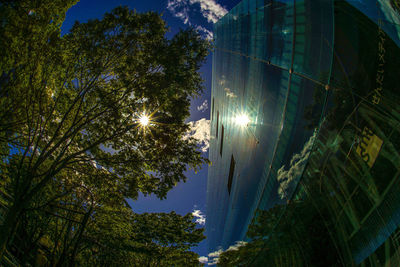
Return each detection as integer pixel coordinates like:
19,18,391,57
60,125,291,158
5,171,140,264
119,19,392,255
0,0,210,264
9,195,205,266
77,208,205,266
0,0,78,157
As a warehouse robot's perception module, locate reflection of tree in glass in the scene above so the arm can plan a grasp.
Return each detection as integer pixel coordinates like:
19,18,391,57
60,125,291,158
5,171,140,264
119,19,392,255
303,72,329,131
219,196,341,267
391,0,400,15
325,1,400,131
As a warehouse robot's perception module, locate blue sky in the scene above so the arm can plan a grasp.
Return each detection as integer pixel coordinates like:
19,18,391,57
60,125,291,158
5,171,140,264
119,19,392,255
62,0,241,262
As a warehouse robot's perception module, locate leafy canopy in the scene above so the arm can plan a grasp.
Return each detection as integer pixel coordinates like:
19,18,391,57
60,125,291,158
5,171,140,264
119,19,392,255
0,2,210,264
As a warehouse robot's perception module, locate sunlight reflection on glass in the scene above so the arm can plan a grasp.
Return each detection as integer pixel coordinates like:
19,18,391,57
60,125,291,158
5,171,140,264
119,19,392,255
235,114,250,127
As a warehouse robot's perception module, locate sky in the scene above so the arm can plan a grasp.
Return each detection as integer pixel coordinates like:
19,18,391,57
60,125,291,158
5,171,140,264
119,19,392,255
61,0,241,263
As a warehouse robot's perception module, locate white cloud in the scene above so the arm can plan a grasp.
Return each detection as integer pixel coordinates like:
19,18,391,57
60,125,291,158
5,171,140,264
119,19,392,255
277,130,317,200
198,256,208,264
226,241,247,251
175,9,191,25
195,25,213,40
167,0,191,24
167,0,191,25
167,0,227,25
190,0,228,23
207,249,223,265
185,118,210,152
192,209,206,225
208,249,223,258
207,241,247,265
197,99,209,112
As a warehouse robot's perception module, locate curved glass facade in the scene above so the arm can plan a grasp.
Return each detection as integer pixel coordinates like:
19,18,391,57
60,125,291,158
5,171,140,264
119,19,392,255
207,0,400,265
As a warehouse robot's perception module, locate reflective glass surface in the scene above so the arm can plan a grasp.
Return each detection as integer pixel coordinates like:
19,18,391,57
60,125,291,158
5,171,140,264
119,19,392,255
207,0,400,265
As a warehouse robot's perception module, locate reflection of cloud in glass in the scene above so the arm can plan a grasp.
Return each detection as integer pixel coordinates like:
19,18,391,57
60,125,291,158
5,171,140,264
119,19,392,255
277,130,317,200
224,87,237,98
219,75,226,85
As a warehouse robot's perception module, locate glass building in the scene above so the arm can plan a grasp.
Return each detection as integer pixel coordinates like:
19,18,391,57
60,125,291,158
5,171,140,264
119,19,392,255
206,0,400,265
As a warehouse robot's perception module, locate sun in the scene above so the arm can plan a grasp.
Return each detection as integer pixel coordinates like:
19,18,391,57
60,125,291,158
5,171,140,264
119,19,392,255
139,114,150,126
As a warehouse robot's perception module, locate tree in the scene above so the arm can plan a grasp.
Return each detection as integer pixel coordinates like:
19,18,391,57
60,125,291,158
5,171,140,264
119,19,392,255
77,209,205,266
9,193,206,266
0,3,210,259
0,0,78,157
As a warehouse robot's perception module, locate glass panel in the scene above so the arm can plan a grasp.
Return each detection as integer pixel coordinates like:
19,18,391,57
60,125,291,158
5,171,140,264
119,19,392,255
239,0,249,16
240,14,250,55
251,9,268,59
268,0,294,69
352,188,374,220
249,0,257,14
208,1,400,265
269,74,327,204
292,0,334,84
345,0,400,47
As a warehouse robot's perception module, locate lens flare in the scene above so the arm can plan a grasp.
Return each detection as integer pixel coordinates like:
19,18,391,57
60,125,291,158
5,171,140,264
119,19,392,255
139,114,149,126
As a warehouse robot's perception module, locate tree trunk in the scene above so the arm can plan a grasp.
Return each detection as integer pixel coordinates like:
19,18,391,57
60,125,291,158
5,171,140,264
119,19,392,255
0,201,24,260
56,220,73,267
68,206,93,267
